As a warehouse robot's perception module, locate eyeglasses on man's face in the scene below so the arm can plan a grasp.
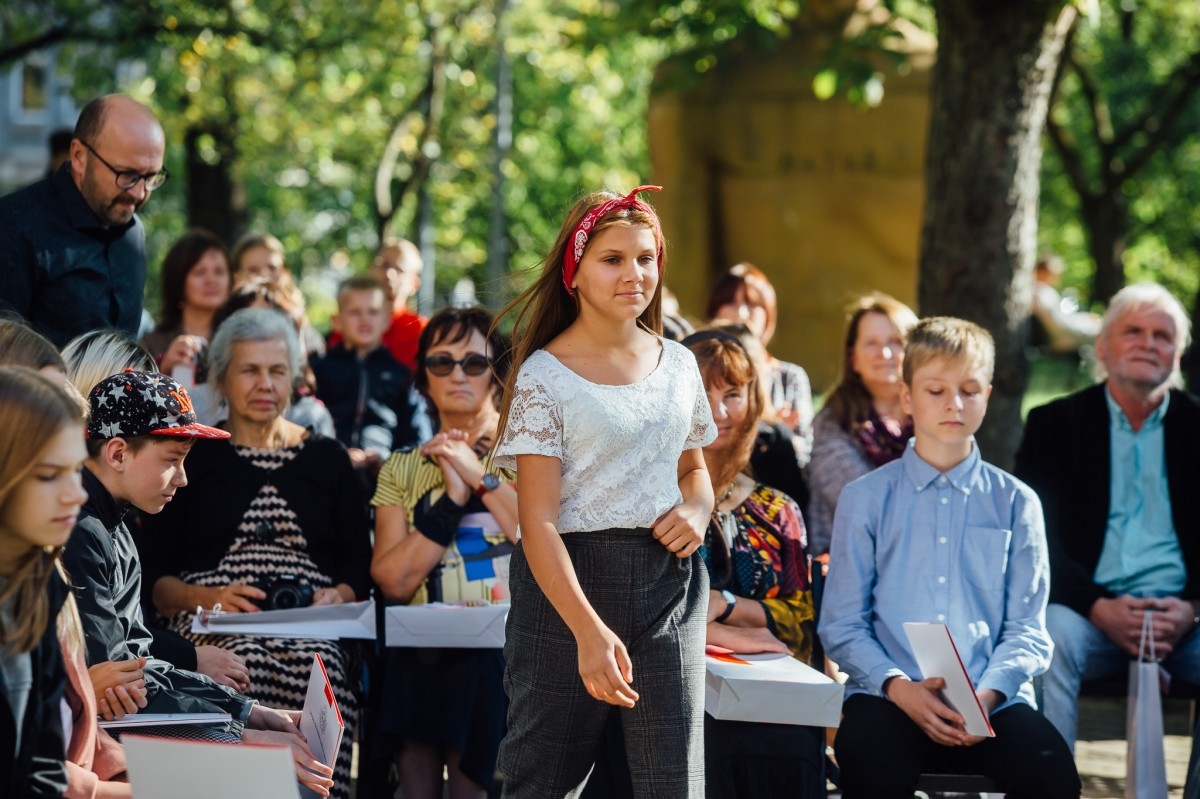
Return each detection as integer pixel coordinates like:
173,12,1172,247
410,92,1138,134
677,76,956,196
80,140,169,191
424,353,491,377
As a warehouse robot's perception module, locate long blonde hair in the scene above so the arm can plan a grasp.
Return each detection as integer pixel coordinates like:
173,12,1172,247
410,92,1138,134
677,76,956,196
0,367,88,653
493,190,665,444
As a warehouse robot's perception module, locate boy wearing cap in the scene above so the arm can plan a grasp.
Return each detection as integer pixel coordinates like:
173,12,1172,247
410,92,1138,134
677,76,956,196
61,371,334,794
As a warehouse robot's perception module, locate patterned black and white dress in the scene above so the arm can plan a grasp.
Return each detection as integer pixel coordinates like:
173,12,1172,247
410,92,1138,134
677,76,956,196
138,435,372,799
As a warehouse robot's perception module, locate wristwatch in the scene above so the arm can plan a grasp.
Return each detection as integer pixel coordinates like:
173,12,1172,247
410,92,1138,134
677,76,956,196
476,472,502,497
714,589,737,623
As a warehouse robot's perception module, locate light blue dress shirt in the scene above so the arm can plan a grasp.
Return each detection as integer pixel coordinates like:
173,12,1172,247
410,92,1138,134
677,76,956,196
1093,388,1186,597
819,440,1052,711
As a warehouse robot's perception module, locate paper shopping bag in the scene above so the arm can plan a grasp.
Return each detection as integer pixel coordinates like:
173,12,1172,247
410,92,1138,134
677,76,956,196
1125,612,1167,799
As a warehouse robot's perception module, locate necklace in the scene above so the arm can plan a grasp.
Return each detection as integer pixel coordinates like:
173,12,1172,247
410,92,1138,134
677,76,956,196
718,480,736,509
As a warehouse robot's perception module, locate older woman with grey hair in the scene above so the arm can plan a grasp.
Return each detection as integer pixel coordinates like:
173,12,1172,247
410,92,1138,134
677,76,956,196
137,307,371,799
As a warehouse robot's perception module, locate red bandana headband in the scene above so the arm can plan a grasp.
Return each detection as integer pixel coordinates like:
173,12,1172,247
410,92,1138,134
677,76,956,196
562,185,664,296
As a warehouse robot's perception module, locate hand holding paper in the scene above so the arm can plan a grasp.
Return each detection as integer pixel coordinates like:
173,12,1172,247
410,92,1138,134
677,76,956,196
886,677,975,746
902,622,994,740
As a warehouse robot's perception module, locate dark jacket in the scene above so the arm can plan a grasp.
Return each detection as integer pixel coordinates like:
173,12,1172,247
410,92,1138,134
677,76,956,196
0,165,146,347
61,468,253,721
1013,383,1200,616
0,571,69,797
310,343,426,455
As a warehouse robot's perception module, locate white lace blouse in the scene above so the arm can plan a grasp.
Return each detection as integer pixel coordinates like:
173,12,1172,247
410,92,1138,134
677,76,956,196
494,338,716,533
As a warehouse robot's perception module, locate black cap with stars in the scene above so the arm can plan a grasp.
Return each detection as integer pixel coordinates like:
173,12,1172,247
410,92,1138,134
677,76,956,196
86,369,231,440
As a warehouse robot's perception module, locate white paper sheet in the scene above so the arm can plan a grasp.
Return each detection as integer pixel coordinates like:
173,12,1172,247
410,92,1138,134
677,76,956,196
123,733,300,799
903,622,994,737
191,599,376,640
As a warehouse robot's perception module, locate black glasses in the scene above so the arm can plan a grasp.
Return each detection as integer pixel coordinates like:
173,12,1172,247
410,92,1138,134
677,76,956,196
425,353,491,376
80,141,169,191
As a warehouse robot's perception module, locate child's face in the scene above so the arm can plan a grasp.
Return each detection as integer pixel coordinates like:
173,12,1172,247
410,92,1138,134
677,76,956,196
571,225,659,321
705,379,750,453
899,356,991,451
118,438,194,514
338,289,387,351
0,424,88,569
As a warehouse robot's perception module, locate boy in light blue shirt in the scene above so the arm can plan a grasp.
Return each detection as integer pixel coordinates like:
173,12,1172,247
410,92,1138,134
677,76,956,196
818,317,1080,799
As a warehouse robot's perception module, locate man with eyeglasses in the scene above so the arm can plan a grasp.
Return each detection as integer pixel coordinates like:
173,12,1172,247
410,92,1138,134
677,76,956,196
0,94,166,347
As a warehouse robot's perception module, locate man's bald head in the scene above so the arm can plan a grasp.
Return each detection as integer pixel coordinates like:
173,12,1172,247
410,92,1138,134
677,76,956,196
70,94,165,227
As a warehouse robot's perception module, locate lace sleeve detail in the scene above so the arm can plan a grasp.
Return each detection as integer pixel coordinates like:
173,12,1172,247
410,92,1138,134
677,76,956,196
494,364,563,468
684,355,717,449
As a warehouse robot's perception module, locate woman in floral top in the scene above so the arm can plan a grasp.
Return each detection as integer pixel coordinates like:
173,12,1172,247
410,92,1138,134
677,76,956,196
683,330,819,799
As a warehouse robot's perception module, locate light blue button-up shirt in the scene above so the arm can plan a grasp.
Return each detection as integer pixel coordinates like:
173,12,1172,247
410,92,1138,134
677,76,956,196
1094,388,1185,597
819,441,1052,711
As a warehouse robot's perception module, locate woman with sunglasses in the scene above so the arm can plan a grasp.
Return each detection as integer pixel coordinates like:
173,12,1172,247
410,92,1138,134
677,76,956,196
370,306,516,799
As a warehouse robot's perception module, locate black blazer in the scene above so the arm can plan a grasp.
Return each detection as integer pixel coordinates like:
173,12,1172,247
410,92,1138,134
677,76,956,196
1014,383,1200,616
0,571,69,797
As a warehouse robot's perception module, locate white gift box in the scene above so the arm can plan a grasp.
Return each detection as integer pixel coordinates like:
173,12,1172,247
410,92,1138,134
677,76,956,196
124,734,300,799
705,651,844,727
384,602,508,648
191,599,376,640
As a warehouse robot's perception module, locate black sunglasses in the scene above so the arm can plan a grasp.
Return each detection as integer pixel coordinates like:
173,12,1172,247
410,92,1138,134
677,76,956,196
425,353,491,376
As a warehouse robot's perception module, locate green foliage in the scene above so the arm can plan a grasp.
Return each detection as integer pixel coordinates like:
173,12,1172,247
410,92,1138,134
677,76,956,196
1039,0,1200,309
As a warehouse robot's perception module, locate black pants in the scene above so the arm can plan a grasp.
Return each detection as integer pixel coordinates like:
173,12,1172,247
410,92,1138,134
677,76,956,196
835,694,1081,799
498,530,708,799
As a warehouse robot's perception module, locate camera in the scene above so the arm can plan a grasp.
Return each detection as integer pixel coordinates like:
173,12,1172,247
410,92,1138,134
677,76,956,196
252,574,315,610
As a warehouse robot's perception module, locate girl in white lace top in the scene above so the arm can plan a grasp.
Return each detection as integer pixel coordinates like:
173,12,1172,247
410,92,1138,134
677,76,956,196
492,186,715,799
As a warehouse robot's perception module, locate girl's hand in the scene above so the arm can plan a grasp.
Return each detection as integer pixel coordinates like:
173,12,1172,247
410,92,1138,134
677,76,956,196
577,624,640,708
651,501,707,558
705,623,790,655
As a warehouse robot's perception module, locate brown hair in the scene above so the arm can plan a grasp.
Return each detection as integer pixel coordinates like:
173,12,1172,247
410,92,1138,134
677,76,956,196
493,190,665,444
705,263,778,345
155,229,229,333
685,336,763,495
823,293,918,433
0,367,87,653
0,318,66,375
336,274,385,307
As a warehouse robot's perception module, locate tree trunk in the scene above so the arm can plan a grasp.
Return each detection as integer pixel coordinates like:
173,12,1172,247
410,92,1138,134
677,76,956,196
184,123,244,246
919,1,1076,471
1081,192,1128,305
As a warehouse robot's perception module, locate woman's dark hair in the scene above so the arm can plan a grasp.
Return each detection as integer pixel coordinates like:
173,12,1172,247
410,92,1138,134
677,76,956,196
156,229,229,334
704,263,778,345
415,306,510,405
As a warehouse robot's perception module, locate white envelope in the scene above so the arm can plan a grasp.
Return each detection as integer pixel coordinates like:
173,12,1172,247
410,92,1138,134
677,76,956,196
705,652,844,727
124,734,300,799
384,602,508,648
191,599,376,640
903,622,994,737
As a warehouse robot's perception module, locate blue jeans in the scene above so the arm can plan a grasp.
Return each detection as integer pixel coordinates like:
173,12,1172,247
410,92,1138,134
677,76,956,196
1043,602,1200,751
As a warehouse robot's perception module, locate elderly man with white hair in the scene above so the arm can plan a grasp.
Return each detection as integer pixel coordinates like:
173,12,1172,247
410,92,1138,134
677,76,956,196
1015,282,1200,751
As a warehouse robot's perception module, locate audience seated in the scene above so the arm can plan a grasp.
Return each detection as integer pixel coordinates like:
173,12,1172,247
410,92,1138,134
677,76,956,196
1015,282,1200,753
139,229,231,385
684,330,820,799
137,309,370,799
807,293,917,557
706,263,814,467
819,317,1079,799
370,307,515,799
311,275,425,484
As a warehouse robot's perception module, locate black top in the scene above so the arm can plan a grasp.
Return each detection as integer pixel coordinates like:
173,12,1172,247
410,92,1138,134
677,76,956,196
1014,383,1200,616
0,572,68,797
62,468,253,719
310,343,424,455
137,434,373,603
0,164,147,347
